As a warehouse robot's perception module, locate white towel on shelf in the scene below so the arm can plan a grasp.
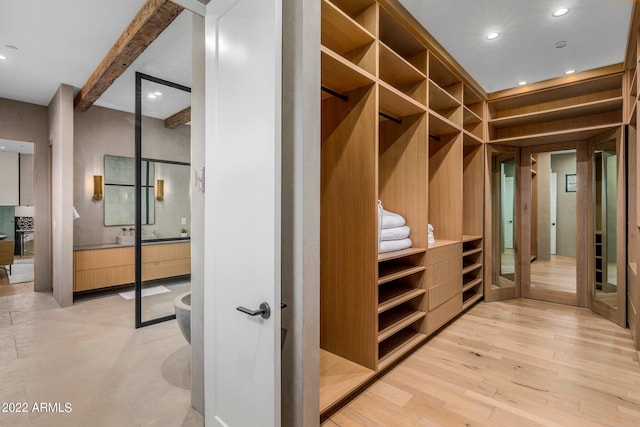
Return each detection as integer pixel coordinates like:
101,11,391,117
381,209,406,229
381,226,410,241
379,238,412,253
378,201,384,249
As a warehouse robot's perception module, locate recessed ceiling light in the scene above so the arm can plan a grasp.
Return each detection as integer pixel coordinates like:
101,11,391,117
154,91,162,96
147,93,157,99
553,7,570,17
5,45,17,50
486,32,500,40
555,41,567,48
564,69,576,75
518,81,528,86
0,54,7,61
0,146,5,149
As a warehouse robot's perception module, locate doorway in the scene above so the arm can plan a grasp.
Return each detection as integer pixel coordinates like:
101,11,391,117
529,149,578,295
0,140,36,295
522,143,585,306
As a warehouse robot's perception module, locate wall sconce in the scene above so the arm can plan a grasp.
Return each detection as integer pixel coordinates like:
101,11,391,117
92,175,103,201
156,179,164,201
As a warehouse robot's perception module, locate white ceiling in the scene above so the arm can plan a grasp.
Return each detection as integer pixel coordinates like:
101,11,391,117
399,0,633,93
0,139,34,154
0,0,192,118
0,0,634,111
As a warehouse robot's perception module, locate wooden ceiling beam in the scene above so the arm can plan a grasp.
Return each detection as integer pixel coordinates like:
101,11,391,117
164,106,191,128
74,0,184,112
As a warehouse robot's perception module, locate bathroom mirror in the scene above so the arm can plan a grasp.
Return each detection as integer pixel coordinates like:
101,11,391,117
593,140,617,307
103,155,155,226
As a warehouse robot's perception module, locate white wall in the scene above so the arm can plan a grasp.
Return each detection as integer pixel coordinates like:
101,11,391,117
0,151,19,206
49,84,74,307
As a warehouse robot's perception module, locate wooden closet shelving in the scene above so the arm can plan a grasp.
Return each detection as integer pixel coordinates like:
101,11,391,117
320,0,486,416
487,73,624,146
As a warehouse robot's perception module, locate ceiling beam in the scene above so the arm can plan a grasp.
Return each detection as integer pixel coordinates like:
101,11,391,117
164,106,191,128
74,0,184,112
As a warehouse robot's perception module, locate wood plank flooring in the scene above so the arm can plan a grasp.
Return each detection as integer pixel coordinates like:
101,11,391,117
323,299,640,426
530,255,576,293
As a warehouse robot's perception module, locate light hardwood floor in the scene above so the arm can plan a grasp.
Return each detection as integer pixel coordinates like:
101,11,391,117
323,299,640,426
531,255,577,293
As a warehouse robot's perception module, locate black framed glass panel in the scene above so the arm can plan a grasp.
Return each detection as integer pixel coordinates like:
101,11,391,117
135,72,191,328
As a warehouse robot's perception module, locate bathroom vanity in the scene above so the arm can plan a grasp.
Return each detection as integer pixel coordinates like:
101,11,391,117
73,240,190,292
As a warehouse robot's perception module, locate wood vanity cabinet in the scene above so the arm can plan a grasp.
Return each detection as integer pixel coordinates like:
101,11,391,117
73,242,191,292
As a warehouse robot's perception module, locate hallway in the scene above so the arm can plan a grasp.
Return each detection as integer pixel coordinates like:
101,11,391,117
323,299,640,426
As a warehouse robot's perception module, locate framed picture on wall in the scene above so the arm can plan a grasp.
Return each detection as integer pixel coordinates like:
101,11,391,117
566,173,577,192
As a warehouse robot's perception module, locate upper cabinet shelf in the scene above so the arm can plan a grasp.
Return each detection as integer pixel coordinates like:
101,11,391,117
379,81,427,119
321,46,375,99
322,0,374,56
487,73,623,145
321,0,376,75
379,6,427,73
429,54,462,103
379,42,427,105
489,97,623,129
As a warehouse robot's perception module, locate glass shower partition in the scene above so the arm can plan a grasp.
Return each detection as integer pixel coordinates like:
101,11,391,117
135,72,192,328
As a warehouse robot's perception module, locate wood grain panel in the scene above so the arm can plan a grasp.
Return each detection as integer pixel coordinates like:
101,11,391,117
427,243,461,266
321,84,378,369
74,247,134,271
74,266,134,291
378,113,428,250
142,258,190,281
142,242,190,262
428,132,463,241
463,143,484,236
428,276,462,310
427,257,462,287
426,293,462,334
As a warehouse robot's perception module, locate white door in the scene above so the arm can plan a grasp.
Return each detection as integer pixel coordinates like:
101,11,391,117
550,172,557,255
204,0,282,426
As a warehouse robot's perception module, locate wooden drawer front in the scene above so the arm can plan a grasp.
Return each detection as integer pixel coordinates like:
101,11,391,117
74,266,134,291
142,242,191,263
428,243,461,266
428,276,462,311
427,294,462,335
142,259,191,281
427,257,462,286
74,247,134,271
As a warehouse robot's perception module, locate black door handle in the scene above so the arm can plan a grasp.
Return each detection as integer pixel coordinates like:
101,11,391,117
237,302,271,319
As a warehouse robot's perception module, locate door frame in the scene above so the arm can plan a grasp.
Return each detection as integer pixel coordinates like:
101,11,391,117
520,141,586,307
588,127,627,326
484,144,521,302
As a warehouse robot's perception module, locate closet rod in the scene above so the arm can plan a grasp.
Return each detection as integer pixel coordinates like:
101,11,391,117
379,112,402,124
321,86,348,102
429,134,441,141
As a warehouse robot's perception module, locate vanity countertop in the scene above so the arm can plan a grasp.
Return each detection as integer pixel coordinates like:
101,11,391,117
74,237,190,251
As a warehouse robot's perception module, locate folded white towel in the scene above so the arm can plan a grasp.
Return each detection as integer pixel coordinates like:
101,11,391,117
381,226,410,241
382,209,406,229
378,201,384,249
379,238,412,253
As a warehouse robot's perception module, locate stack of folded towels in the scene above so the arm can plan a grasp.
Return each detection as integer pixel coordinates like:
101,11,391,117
428,223,435,244
378,201,412,253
